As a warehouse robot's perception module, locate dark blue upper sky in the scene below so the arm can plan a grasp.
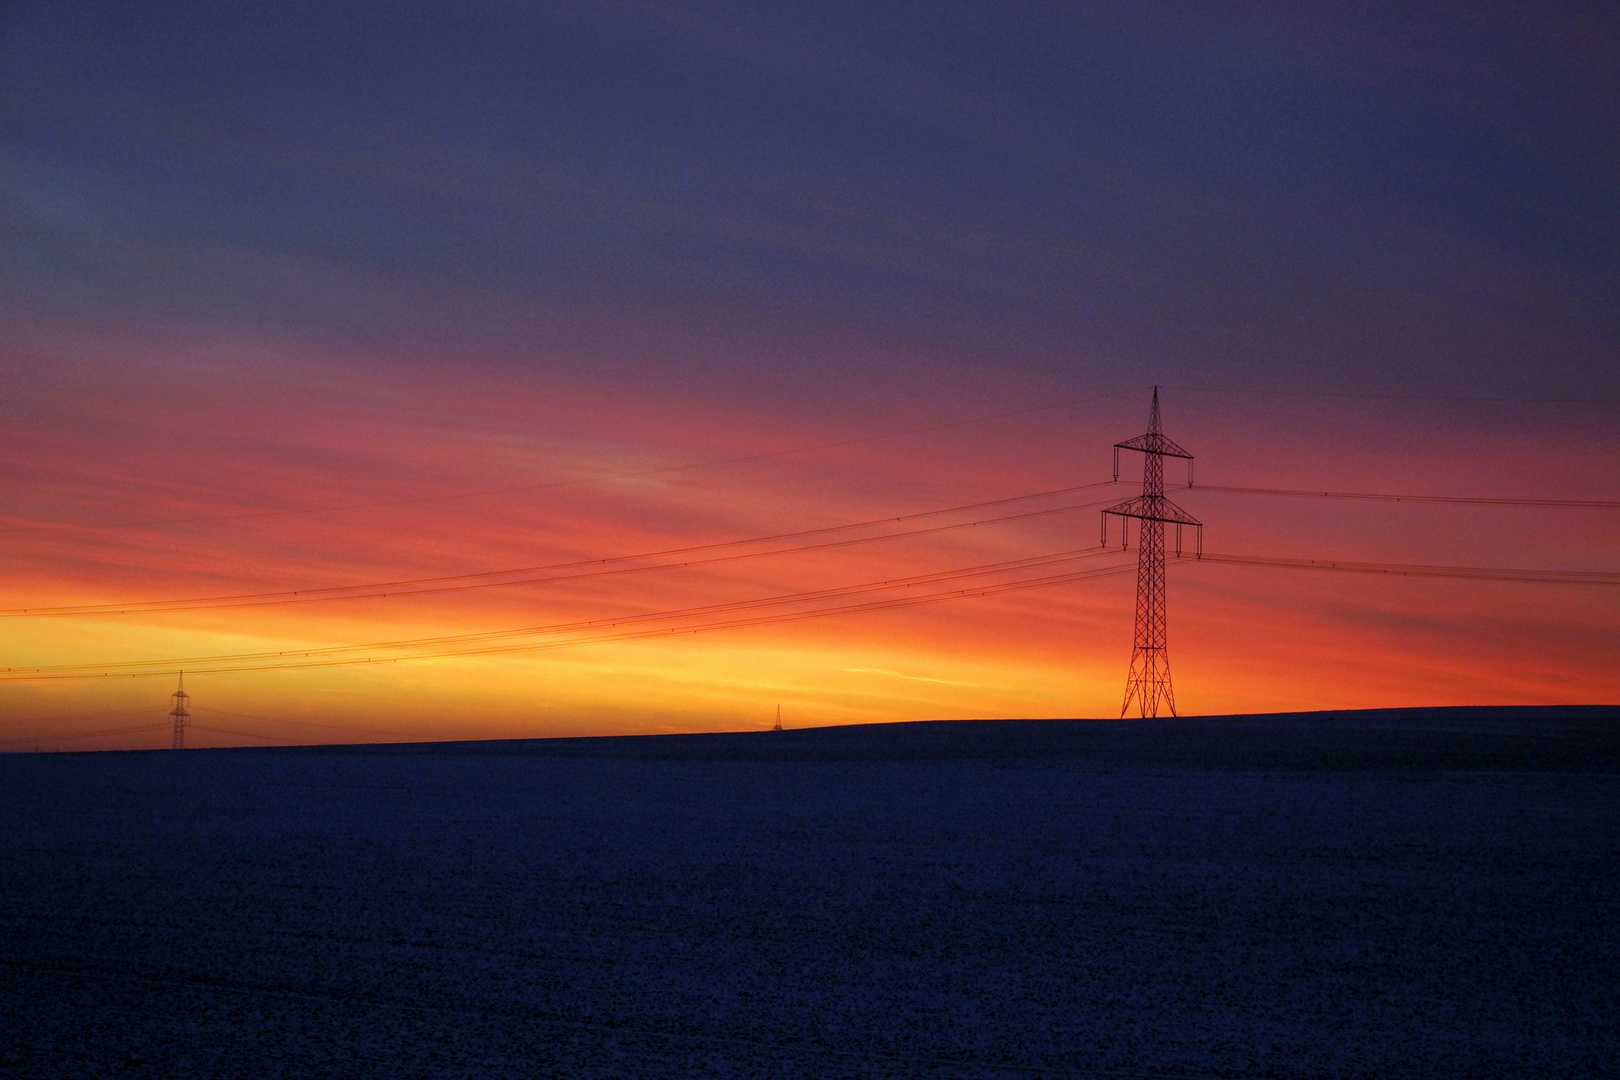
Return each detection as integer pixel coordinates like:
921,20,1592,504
4,0,1618,408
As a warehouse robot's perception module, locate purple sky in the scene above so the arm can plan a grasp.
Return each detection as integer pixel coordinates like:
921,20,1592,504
2,2,1616,744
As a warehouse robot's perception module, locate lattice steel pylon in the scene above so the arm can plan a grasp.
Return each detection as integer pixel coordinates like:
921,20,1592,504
169,672,190,750
1102,388,1202,717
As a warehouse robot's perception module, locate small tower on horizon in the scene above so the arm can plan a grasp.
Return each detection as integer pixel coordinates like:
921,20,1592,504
169,672,190,750
772,704,783,731
1102,388,1202,718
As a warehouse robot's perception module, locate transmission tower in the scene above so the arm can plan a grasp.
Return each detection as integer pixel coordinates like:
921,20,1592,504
1102,388,1201,717
773,704,783,731
169,672,190,749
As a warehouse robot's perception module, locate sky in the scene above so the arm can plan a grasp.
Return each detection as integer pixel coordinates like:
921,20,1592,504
2,1,1616,749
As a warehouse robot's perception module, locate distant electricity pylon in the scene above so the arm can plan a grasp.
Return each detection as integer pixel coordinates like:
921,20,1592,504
1102,388,1202,717
169,672,190,749
773,704,783,731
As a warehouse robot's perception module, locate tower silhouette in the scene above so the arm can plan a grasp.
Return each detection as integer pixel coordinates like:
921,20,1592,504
773,704,783,731
169,672,190,749
1102,388,1201,717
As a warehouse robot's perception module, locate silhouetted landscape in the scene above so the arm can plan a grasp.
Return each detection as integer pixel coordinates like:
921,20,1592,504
7,2,1619,1075
3,707,1615,1078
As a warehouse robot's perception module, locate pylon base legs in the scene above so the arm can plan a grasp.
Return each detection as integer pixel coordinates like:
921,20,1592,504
1120,648,1176,718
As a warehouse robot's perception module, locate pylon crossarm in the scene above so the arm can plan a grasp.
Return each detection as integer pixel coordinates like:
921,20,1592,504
1114,432,1193,459
1101,497,1202,525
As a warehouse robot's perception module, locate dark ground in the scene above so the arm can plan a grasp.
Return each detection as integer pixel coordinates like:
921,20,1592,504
2,706,1617,1078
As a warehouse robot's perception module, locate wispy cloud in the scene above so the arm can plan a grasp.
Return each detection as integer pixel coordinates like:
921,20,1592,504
841,667,1007,688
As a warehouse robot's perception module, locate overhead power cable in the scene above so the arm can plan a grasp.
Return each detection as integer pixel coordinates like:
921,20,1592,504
1191,485,1620,509
1,560,1145,680
0,704,165,724
187,724,306,743
191,706,435,740
4,547,1125,672
7,478,1603,620
4,545,1611,682
0,482,1128,617
1163,384,1616,405
0,549,1139,680
1194,552,1620,586
0,723,169,747
373,561,1144,668
0,386,1150,535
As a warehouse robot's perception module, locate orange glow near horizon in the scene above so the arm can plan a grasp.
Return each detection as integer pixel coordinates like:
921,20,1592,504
3,330,1617,751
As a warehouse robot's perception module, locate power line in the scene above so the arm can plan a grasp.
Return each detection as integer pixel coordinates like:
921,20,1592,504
0,708,424,748
4,545,1611,683
49,560,1144,678
0,705,167,751
187,724,305,743
0,723,169,747
400,562,1144,667
1163,384,1616,405
1193,552,1620,586
0,549,1140,679
4,547,1124,672
1192,486,1620,509
0,386,1151,535
14,476,1606,620
0,704,164,724
1,496,1124,617
0,482,1128,617
191,706,435,740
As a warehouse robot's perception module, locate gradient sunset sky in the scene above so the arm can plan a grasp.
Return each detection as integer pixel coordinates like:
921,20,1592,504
3,1,1616,749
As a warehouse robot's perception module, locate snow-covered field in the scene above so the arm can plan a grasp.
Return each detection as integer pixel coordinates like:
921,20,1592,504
3,708,1616,1078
